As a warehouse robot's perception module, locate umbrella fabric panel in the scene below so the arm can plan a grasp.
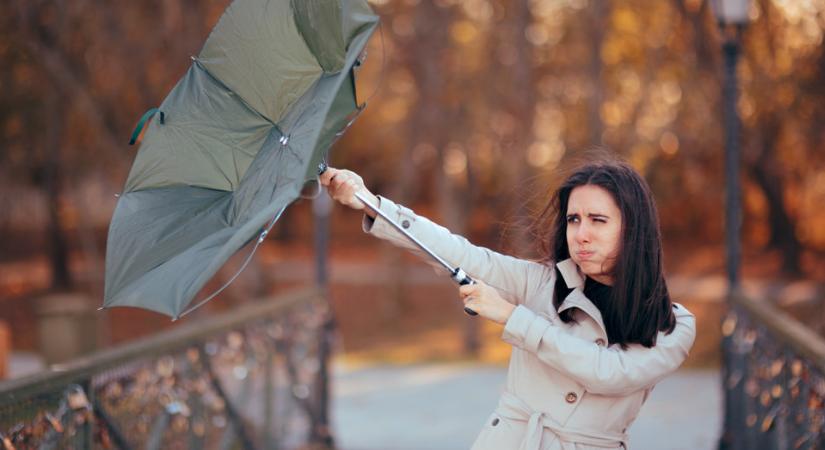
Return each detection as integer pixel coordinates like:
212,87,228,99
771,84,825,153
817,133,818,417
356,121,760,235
124,63,272,193
311,70,358,177
104,186,232,311
104,182,302,317
291,0,346,73
274,73,348,183
229,72,356,209
341,0,380,45
104,220,238,316
281,21,375,183
198,0,323,124
228,127,305,225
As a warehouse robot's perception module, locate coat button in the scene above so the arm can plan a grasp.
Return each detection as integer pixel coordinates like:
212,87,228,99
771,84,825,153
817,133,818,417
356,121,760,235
491,418,499,426
565,392,578,403
595,338,606,347
401,219,410,229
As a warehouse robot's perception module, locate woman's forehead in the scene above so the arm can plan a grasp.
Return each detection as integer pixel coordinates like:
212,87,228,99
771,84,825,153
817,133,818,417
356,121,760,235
566,185,619,212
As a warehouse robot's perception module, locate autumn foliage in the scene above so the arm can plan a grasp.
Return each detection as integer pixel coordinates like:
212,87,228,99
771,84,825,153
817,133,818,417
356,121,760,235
1,1,824,353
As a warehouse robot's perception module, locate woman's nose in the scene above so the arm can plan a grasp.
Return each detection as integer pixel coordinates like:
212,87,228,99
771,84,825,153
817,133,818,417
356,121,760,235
575,223,591,243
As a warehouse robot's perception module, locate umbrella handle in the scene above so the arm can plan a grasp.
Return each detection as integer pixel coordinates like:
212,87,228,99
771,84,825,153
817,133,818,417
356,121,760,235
452,268,478,316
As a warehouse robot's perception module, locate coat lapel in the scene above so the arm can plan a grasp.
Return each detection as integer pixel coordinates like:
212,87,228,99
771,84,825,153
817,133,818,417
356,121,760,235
556,258,584,290
556,259,609,341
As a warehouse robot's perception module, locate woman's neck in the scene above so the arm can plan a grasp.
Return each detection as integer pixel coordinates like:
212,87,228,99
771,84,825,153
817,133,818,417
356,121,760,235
586,274,613,286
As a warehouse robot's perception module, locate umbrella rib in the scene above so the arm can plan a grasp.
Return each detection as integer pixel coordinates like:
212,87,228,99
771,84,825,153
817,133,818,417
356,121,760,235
191,57,285,136
174,207,285,320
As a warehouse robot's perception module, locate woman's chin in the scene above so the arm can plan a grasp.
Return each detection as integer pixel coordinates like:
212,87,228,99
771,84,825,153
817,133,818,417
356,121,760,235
576,260,601,273
578,262,611,281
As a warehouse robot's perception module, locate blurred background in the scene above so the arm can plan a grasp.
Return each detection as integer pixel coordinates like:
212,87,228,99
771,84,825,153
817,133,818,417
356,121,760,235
0,0,824,448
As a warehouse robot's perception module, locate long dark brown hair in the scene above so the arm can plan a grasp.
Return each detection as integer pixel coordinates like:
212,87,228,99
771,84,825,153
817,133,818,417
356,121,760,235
532,157,676,348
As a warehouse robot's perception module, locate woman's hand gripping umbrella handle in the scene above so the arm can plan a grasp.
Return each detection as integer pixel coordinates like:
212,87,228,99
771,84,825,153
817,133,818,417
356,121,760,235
451,268,479,316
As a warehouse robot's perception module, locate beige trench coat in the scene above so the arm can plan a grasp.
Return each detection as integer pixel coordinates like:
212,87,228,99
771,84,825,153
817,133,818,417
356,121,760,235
363,197,697,450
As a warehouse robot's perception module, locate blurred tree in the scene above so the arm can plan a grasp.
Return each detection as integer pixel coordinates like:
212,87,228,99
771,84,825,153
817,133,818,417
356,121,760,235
343,0,825,280
0,0,229,288
737,0,825,274
2,0,824,296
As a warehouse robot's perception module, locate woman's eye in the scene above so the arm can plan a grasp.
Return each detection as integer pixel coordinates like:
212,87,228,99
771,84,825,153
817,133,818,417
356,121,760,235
566,216,579,224
593,217,606,224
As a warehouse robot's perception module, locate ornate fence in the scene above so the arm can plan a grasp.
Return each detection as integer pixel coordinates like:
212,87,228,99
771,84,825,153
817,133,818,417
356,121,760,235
0,288,335,450
720,294,825,450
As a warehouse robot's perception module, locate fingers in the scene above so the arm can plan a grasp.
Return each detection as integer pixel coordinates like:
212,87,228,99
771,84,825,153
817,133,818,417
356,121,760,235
458,283,478,298
458,280,487,297
463,296,480,314
322,168,367,210
319,167,337,186
333,178,359,203
458,280,488,316
320,167,361,186
332,174,355,192
458,281,512,324
327,170,361,192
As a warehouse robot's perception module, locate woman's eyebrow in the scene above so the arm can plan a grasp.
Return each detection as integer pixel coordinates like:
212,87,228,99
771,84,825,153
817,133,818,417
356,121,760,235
587,213,609,219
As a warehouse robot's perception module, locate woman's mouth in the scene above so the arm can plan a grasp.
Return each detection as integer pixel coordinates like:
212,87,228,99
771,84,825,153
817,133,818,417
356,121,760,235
576,251,595,260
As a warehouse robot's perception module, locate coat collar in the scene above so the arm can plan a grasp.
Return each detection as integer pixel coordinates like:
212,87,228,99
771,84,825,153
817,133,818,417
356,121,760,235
556,258,609,341
556,258,584,289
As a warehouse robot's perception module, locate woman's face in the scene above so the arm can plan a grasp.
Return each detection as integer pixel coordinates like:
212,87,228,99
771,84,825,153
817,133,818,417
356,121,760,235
565,184,622,285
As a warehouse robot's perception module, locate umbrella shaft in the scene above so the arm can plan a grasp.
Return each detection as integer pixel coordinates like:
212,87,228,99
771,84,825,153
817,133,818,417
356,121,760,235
354,191,478,317
354,192,456,275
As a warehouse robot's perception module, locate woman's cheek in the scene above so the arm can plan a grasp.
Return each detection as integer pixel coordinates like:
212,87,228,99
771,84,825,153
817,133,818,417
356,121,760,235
604,230,622,270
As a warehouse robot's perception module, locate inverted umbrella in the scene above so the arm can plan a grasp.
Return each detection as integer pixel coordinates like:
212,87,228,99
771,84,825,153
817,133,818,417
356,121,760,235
102,0,379,319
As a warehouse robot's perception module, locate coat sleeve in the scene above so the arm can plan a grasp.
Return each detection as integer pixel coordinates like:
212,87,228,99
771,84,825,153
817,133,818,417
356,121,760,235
362,195,547,304
501,303,697,395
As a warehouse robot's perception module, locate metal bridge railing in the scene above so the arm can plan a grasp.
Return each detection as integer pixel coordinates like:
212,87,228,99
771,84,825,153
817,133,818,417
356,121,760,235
720,293,825,450
0,287,335,450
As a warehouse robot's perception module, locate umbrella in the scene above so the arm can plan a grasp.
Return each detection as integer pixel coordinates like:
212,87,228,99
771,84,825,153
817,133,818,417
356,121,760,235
102,0,379,319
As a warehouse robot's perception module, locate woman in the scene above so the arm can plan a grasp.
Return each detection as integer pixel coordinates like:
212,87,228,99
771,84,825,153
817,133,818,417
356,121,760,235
319,158,696,450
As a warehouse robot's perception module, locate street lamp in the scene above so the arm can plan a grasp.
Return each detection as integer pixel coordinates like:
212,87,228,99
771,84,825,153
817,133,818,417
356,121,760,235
713,2,750,449
712,0,750,26
711,0,750,294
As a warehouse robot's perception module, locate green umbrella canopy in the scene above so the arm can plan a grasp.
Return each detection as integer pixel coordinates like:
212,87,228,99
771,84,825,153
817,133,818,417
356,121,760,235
103,0,379,319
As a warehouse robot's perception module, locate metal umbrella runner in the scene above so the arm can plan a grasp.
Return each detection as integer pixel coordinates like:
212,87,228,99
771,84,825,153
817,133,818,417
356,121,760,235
102,0,379,319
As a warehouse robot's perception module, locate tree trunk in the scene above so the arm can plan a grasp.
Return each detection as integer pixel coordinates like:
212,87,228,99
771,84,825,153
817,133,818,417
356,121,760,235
747,115,802,275
489,0,537,259
403,1,484,354
44,90,72,290
750,148,802,275
588,1,607,145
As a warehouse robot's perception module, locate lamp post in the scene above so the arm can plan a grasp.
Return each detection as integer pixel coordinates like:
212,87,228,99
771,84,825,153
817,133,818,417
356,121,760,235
313,190,335,447
712,2,750,449
712,0,750,295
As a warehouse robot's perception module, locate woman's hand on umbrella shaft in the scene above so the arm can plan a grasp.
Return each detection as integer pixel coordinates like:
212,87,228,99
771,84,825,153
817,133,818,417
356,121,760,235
460,281,515,325
319,167,378,218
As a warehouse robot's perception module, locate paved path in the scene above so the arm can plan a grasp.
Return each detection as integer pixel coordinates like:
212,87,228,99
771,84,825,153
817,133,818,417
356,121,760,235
333,363,721,450
9,355,723,449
